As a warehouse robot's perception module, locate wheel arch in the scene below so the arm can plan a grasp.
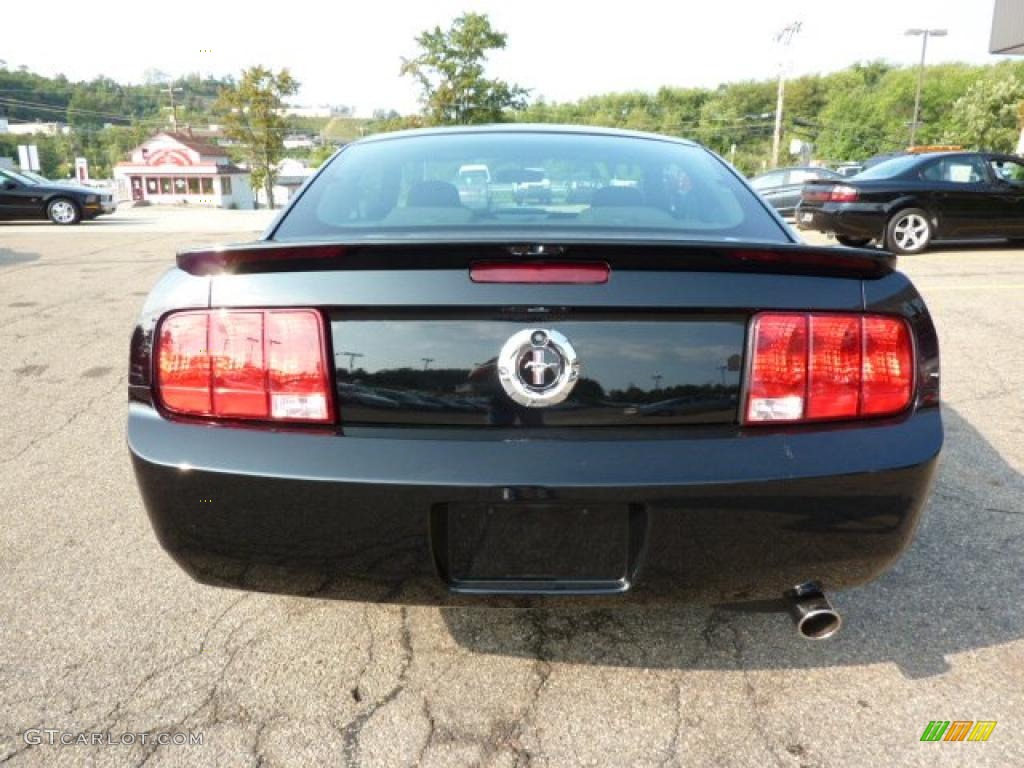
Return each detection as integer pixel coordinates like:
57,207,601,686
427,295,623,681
45,195,83,224
44,192,83,209
883,196,940,231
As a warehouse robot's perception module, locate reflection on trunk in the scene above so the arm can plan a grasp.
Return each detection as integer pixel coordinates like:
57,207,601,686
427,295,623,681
332,315,746,427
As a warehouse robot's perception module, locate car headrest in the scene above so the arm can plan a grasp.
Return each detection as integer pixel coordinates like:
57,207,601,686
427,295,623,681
590,186,644,207
407,180,462,207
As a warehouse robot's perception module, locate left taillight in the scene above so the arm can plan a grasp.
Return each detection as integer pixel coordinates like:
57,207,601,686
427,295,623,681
156,309,333,424
800,185,859,203
828,185,860,203
744,312,913,425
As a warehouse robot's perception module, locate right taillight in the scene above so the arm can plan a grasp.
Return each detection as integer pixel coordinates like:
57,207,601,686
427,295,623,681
745,313,913,424
156,308,333,424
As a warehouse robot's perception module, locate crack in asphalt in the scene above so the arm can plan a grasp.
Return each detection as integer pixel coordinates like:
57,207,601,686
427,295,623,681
0,374,126,465
504,610,555,766
338,606,414,768
726,620,786,768
657,681,684,768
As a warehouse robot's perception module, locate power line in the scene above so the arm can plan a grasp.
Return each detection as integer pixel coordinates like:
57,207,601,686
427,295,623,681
0,97,167,127
0,96,154,123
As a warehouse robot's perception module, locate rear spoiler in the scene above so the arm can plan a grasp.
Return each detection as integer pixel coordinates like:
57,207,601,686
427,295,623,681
177,240,896,280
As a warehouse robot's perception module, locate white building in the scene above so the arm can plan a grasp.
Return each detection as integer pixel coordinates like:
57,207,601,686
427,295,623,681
281,106,343,118
283,134,316,150
254,158,317,209
4,121,70,136
113,132,254,208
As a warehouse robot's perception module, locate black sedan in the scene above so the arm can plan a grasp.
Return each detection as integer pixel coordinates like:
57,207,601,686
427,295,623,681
0,167,116,224
796,151,1024,254
128,125,941,639
749,166,842,217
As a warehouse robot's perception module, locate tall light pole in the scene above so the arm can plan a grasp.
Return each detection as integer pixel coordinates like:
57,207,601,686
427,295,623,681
906,28,947,147
771,21,802,169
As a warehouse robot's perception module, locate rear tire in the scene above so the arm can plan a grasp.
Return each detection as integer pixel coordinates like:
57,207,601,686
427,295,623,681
836,236,872,248
47,198,81,225
885,208,932,255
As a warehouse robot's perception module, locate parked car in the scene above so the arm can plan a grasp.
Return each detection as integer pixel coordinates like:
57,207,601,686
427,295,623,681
565,175,602,204
512,167,552,204
0,167,116,224
835,163,864,178
456,164,491,209
129,125,940,638
750,166,842,217
796,151,1024,254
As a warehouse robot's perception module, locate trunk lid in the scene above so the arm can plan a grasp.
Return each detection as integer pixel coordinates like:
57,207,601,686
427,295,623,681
331,312,745,427
197,240,875,429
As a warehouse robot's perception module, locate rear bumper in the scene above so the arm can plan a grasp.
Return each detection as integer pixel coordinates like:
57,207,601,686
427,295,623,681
128,403,942,605
795,204,887,240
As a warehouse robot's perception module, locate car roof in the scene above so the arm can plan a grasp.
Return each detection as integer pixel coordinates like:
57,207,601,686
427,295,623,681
351,123,700,148
909,151,977,161
750,166,839,181
893,150,1022,164
753,166,834,176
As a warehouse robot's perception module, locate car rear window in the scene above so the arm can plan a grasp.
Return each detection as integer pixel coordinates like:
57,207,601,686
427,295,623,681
272,131,788,243
854,155,923,180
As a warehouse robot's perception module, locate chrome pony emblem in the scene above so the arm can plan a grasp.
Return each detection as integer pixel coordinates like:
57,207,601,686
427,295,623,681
497,329,580,407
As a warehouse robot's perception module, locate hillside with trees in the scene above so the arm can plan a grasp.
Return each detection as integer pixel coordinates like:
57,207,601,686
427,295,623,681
514,60,1024,173
3,26,1024,180
0,68,235,178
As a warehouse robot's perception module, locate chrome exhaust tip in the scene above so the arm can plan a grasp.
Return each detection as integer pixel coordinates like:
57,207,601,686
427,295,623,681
786,585,842,640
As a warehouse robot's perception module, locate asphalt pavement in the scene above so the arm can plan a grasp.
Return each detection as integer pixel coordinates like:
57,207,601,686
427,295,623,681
1,207,1021,767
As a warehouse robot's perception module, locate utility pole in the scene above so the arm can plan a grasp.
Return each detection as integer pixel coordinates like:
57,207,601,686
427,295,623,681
161,81,184,132
341,351,364,371
906,28,947,147
422,357,435,370
771,21,802,169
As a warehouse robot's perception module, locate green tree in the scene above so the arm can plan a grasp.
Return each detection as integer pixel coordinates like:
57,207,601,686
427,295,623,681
947,71,1024,151
401,12,528,124
308,143,337,168
216,66,299,207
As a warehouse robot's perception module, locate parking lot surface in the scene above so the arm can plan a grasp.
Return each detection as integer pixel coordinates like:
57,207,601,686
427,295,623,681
1,208,1022,767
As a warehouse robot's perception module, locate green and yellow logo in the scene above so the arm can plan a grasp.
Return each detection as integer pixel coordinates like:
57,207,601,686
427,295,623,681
920,721,997,742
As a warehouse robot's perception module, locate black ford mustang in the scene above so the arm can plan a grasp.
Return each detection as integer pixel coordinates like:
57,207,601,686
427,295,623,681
796,151,1024,254
0,167,116,224
129,126,941,639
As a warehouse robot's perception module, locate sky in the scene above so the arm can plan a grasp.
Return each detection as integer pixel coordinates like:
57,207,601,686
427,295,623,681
1,0,1010,117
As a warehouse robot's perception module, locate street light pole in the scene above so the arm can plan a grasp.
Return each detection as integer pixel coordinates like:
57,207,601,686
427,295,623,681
771,21,802,169
906,28,947,147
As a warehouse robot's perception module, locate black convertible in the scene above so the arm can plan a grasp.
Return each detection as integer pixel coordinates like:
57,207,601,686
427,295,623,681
796,151,1024,254
128,126,941,639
